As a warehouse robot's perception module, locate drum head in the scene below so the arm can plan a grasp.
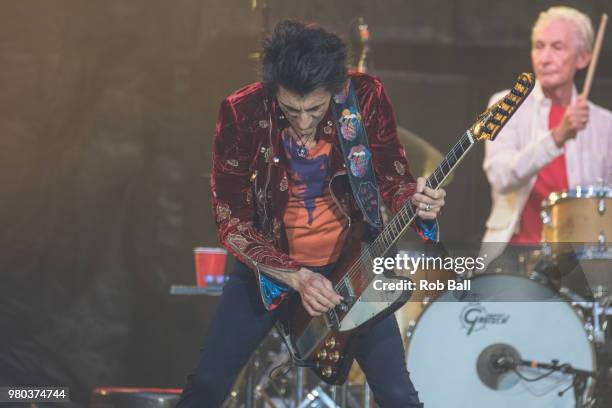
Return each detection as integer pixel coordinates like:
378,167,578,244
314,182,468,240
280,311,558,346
406,274,596,407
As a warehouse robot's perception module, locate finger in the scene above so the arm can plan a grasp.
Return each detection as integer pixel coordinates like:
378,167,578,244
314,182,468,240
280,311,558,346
576,104,589,113
570,105,589,115
314,276,343,303
423,201,444,212
573,117,588,130
305,286,332,309
322,280,344,304
412,196,442,213
416,196,445,212
422,185,441,199
310,298,329,313
305,296,327,313
312,291,336,309
425,204,442,214
572,108,588,121
417,211,436,220
574,95,587,106
575,112,589,122
418,208,439,219
319,286,343,305
423,186,446,201
411,193,435,206
416,177,426,193
419,202,435,211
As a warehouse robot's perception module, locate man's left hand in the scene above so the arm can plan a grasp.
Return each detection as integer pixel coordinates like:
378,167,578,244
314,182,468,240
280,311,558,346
411,177,446,220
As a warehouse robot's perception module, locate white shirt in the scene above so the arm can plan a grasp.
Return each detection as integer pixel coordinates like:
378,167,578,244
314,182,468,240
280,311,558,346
481,81,612,261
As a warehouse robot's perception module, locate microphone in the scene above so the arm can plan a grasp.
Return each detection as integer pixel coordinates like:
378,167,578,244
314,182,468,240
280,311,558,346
491,354,517,372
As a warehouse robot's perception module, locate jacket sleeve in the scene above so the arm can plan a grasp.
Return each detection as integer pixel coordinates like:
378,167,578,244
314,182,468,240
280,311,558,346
483,91,563,194
210,98,297,309
366,78,439,242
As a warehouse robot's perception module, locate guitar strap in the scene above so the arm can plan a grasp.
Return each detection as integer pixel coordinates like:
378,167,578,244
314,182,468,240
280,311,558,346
331,80,382,230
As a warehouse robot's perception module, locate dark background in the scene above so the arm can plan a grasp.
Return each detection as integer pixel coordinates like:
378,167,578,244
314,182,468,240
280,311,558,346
1,0,611,405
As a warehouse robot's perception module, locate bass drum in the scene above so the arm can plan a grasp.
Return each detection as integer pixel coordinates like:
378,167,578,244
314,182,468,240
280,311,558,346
406,274,596,407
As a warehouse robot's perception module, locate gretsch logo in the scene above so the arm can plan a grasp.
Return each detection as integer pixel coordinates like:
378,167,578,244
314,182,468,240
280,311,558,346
460,304,510,335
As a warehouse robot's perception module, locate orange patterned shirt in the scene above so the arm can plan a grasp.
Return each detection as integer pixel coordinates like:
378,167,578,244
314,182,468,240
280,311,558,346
282,131,349,266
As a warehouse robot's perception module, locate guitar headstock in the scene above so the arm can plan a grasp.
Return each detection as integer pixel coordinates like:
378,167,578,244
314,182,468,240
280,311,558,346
470,72,535,141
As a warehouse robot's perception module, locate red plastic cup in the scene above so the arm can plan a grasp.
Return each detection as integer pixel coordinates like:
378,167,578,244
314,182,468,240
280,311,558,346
194,247,227,287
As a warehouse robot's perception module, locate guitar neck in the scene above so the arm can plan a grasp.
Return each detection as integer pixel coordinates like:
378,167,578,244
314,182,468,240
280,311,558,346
368,129,476,259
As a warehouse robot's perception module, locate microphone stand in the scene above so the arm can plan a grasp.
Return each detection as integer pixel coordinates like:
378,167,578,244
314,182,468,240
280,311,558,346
512,359,596,407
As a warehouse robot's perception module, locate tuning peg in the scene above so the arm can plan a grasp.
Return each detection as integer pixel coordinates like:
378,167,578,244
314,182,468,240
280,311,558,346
510,88,523,97
518,79,531,87
495,108,509,116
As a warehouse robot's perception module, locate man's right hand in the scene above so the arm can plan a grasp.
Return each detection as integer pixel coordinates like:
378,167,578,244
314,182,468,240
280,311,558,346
552,96,589,147
289,268,343,317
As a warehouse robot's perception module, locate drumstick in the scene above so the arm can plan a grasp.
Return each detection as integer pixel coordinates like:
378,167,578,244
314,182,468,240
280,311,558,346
581,13,608,99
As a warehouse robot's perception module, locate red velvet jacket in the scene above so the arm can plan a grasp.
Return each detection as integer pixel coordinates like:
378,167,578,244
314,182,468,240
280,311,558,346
211,71,433,309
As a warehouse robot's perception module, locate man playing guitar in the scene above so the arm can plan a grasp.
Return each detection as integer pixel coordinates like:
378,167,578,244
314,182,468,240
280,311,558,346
177,20,446,408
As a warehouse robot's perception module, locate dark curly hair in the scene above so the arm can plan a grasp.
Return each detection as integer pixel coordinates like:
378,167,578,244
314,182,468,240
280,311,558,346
261,20,348,96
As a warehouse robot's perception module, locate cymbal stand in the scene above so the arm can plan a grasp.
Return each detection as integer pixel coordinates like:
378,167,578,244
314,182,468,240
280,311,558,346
363,381,371,408
246,347,260,408
297,385,339,408
573,298,612,344
339,383,347,407
593,300,607,344
222,350,259,408
295,367,304,406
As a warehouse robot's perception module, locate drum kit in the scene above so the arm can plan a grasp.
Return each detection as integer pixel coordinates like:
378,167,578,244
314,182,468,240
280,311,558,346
398,185,612,408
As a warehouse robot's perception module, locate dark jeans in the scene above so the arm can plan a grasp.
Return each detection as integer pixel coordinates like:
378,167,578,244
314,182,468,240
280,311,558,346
176,261,423,408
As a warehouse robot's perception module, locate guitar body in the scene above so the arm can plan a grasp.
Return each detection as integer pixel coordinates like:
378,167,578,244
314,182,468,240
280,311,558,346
280,221,412,384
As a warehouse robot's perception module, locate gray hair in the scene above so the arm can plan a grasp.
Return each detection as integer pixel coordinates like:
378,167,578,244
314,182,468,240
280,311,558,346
532,6,594,54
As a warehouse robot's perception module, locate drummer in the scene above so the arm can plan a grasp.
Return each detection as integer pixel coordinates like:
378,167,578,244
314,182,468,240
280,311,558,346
482,6,612,268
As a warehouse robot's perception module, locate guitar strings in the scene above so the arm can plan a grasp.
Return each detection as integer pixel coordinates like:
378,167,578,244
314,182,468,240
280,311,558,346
334,132,472,294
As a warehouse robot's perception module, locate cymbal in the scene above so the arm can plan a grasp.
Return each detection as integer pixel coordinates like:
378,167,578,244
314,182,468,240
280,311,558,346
397,126,453,186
